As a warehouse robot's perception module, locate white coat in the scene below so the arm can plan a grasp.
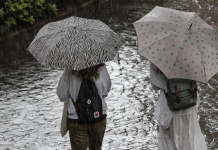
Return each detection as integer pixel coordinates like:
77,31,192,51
57,66,111,119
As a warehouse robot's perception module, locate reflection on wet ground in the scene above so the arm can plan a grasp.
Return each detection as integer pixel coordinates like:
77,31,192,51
1,0,218,149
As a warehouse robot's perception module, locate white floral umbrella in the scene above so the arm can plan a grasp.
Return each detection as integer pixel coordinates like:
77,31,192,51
133,6,218,83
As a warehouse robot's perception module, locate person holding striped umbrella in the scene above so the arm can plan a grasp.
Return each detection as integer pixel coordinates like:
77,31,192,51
28,16,124,150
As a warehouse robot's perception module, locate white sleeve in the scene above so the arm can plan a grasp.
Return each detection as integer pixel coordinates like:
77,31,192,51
101,66,111,98
57,70,71,102
149,63,168,92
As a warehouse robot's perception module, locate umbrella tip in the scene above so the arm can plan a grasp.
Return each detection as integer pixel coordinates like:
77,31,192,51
189,23,193,30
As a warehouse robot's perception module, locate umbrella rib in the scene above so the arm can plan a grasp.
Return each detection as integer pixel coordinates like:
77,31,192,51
168,32,189,79
190,33,207,82
135,20,189,28
194,30,218,82
138,29,185,54
196,28,218,47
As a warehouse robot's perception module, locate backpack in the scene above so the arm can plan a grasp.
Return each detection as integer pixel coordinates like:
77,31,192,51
71,78,104,124
165,78,198,111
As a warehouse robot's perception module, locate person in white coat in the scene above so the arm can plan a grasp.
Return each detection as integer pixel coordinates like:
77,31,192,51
149,62,207,150
57,63,111,150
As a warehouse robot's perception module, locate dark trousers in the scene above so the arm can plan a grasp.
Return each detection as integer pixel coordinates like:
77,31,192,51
68,118,106,150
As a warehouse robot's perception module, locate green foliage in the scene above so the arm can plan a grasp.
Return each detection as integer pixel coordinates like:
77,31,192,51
47,2,58,16
0,8,5,18
0,0,60,33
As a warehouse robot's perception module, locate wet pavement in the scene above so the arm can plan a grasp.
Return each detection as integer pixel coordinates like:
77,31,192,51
1,0,218,149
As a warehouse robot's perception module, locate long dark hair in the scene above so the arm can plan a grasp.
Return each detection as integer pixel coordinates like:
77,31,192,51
72,63,105,82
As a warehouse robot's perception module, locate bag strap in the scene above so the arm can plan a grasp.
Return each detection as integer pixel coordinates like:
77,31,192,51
189,82,195,98
174,85,180,102
69,75,79,111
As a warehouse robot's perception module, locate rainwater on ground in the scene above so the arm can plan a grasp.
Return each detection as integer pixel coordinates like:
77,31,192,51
0,0,218,149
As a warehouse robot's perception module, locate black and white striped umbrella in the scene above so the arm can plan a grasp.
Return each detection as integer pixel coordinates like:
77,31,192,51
27,16,124,70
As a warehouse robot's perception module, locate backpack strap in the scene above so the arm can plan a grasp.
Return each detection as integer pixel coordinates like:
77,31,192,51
67,71,79,110
69,91,79,110
190,82,195,98
69,78,80,111
174,85,180,102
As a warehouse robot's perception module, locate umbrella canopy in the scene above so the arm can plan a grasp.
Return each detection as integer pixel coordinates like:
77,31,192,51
133,6,218,83
27,16,124,70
